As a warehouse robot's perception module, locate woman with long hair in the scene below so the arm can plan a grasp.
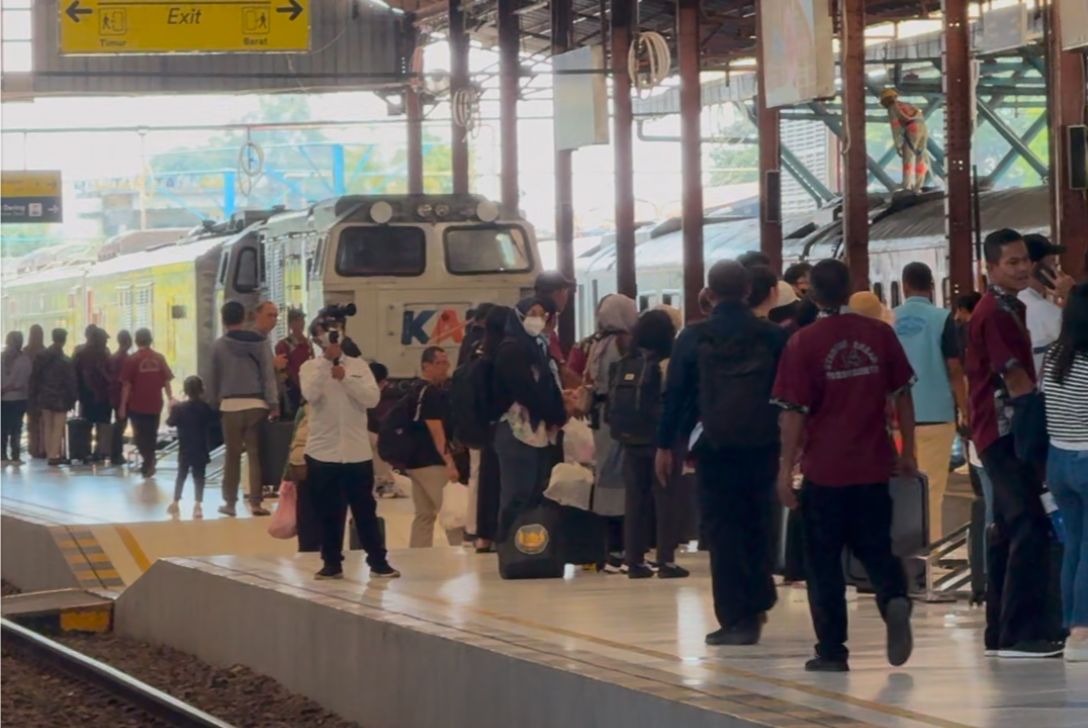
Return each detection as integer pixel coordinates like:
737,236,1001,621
470,304,512,552
23,325,46,459
1042,282,1088,662
1,332,33,464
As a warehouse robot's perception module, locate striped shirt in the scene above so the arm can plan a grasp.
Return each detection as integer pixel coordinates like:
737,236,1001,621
1042,348,1088,450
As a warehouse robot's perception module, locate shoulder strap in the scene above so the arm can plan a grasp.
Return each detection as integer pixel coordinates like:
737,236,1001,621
413,384,428,422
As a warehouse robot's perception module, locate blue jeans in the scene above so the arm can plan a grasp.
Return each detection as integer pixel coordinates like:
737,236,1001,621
1047,446,1088,629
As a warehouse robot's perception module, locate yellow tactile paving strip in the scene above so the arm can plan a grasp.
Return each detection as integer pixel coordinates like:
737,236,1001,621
49,526,125,590
182,557,970,728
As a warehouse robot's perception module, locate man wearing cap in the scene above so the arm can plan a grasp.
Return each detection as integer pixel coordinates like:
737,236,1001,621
534,271,580,388
1017,234,1076,374
880,88,928,193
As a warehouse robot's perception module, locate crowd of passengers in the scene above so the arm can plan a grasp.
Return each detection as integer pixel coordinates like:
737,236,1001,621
3,227,1086,669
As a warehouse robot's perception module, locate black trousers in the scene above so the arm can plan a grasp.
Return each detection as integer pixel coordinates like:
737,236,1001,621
475,445,502,541
305,457,387,568
1,400,28,460
800,481,908,661
129,412,160,475
624,446,684,565
697,444,779,630
296,477,323,553
174,456,207,502
111,407,127,463
979,435,1051,649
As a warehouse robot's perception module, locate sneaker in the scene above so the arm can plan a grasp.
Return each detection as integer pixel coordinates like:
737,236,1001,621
1065,642,1088,663
657,563,690,579
997,640,1065,659
705,621,762,646
805,656,850,672
370,563,401,579
250,505,271,517
192,503,203,519
885,596,913,667
627,563,655,579
166,501,180,517
48,458,63,467
218,504,237,517
602,554,625,574
984,649,999,658
315,565,343,580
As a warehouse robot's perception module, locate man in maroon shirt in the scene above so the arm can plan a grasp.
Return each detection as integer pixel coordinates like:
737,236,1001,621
275,308,312,419
965,228,1062,659
772,259,916,672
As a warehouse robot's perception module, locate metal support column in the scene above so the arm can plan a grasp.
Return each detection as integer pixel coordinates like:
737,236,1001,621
552,0,576,349
944,0,973,297
406,87,423,194
1047,0,1088,274
499,0,520,216
449,0,470,194
611,0,637,299
678,0,704,319
841,0,869,290
756,0,782,274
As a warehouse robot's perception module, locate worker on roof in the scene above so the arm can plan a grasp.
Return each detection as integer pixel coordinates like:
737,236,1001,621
880,88,929,193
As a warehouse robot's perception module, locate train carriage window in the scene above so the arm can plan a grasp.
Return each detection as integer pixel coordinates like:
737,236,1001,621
217,251,229,284
872,282,885,304
336,226,425,277
638,294,652,311
445,226,532,275
234,247,260,292
890,281,902,308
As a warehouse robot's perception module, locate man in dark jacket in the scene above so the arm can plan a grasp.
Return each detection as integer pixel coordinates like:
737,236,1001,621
656,261,788,647
29,329,78,466
108,330,132,465
208,300,279,517
73,326,113,462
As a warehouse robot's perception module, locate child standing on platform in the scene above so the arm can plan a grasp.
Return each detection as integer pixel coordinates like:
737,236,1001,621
167,376,215,519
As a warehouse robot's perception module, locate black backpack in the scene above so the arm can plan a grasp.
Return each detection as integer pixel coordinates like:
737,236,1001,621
605,351,662,447
696,325,779,449
449,357,495,449
377,385,430,470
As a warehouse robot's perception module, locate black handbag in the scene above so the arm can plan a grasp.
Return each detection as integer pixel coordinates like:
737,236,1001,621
1010,390,1048,468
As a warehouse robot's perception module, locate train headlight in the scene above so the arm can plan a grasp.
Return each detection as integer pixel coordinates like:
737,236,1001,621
370,201,394,224
476,200,499,222
434,204,450,218
416,203,433,218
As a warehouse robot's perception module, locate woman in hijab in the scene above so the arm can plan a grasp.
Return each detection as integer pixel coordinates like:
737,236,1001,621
23,325,46,459
583,293,639,572
1,332,33,464
492,297,568,539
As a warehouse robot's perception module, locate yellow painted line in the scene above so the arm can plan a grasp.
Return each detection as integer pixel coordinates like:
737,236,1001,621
113,525,152,573
54,539,100,550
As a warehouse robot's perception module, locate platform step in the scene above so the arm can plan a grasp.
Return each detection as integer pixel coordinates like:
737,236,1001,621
2,588,114,632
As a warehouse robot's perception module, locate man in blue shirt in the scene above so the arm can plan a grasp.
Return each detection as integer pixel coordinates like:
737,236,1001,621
656,261,788,646
893,262,967,541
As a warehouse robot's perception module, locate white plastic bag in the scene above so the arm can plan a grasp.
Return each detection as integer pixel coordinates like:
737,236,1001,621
544,462,595,511
267,481,298,539
562,418,595,465
439,481,469,530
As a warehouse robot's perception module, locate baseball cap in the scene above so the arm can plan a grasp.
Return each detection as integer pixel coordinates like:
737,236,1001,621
534,271,576,293
1023,234,1067,263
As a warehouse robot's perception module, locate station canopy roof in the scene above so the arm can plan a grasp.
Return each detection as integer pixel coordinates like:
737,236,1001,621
390,0,943,67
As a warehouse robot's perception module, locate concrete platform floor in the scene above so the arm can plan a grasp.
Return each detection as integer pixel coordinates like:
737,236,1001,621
119,549,1088,728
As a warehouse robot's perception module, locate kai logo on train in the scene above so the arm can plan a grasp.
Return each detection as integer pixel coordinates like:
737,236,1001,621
401,307,471,346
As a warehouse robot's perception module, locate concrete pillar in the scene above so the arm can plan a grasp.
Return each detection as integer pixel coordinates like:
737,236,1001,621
449,0,470,194
406,87,423,194
498,0,519,216
840,0,870,290
943,0,974,295
756,0,783,275
678,0,704,321
552,0,576,349
611,0,637,299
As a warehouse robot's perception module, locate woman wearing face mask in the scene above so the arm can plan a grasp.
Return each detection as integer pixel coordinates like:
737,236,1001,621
492,297,569,540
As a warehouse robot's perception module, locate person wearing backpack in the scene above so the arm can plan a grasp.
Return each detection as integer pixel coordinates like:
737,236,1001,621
772,259,917,672
612,309,688,579
655,261,788,646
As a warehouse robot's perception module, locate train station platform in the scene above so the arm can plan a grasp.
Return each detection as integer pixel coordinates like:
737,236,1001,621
0,461,423,593
115,549,1086,728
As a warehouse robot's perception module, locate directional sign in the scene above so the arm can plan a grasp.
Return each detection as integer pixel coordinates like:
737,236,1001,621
59,0,309,55
1,171,63,224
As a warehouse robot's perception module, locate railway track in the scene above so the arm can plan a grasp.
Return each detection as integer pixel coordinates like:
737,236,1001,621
1,618,233,728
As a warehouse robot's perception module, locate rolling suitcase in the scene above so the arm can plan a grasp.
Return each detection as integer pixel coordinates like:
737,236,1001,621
497,500,565,579
259,419,296,488
558,505,608,569
67,417,93,462
844,474,929,592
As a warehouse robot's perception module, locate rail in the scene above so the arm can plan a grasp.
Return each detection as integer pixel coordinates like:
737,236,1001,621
1,618,234,728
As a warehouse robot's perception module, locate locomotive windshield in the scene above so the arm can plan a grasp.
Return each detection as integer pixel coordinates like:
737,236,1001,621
444,226,531,275
336,226,426,277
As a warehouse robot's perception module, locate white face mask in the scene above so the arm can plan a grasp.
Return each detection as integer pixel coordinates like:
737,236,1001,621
522,316,547,338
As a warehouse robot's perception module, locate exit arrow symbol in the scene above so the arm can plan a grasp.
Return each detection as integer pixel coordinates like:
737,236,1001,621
66,0,93,23
48,204,60,214
277,0,303,21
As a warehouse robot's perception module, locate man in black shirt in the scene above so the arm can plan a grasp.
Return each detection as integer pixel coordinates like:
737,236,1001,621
407,346,463,547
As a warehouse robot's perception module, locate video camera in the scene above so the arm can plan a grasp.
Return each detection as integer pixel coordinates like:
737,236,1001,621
314,303,357,344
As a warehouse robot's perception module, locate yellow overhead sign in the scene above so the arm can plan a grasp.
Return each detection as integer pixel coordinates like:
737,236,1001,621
2,171,63,224
1,171,62,198
59,0,310,55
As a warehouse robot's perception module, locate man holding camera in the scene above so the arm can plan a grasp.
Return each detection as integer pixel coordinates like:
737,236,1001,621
300,318,399,580
209,301,280,517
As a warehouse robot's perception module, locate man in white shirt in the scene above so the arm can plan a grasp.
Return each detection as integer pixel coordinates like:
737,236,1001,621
1018,235,1075,374
299,324,399,580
